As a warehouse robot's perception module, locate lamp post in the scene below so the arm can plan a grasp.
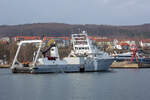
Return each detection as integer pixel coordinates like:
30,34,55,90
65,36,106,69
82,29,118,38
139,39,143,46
3,54,6,64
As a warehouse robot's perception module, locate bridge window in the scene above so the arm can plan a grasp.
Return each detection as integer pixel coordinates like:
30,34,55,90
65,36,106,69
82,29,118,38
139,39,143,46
75,47,78,50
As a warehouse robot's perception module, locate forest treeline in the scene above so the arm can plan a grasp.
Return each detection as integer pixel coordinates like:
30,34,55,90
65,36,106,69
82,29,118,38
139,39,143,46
0,42,71,65
0,23,150,38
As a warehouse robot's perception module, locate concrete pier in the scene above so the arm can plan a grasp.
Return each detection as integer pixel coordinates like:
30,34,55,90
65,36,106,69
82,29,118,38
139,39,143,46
0,65,10,68
111,61,150,68
111,61,138,68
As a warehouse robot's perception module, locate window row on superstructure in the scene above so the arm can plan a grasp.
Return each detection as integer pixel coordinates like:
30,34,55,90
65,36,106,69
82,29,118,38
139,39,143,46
75,47,89,50
74,41,88,45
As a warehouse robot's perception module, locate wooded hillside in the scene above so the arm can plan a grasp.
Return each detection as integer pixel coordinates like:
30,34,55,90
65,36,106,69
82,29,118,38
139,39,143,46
0,23,150,38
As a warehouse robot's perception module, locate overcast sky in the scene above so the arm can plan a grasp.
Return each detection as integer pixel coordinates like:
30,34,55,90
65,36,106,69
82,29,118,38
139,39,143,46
0,0,150,25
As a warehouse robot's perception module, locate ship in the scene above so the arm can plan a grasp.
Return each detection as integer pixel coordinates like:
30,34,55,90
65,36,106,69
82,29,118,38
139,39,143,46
11,31,114,73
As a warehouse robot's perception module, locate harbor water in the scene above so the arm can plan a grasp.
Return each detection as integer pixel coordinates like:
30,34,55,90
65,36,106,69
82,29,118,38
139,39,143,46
0,69,150,100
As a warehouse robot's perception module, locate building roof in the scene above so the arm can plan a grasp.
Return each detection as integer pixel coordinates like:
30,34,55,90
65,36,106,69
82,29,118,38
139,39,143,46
120,43,129,46
96,38,113,42
141,39,150,43
14,36,69,42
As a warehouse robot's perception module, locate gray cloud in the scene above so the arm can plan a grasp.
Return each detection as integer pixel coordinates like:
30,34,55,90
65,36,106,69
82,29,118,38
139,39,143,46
0,0,149,25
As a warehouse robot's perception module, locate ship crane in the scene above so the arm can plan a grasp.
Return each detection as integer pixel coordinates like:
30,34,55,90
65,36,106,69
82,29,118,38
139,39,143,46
41,39,59,60
130,45,138,63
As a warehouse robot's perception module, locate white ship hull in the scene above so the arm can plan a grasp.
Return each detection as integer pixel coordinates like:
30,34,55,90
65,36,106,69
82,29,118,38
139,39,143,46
11,32,114,74
29,59,113,73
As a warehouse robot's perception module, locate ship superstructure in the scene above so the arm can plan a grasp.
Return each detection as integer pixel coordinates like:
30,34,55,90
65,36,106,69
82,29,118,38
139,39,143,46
70,31,98,57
